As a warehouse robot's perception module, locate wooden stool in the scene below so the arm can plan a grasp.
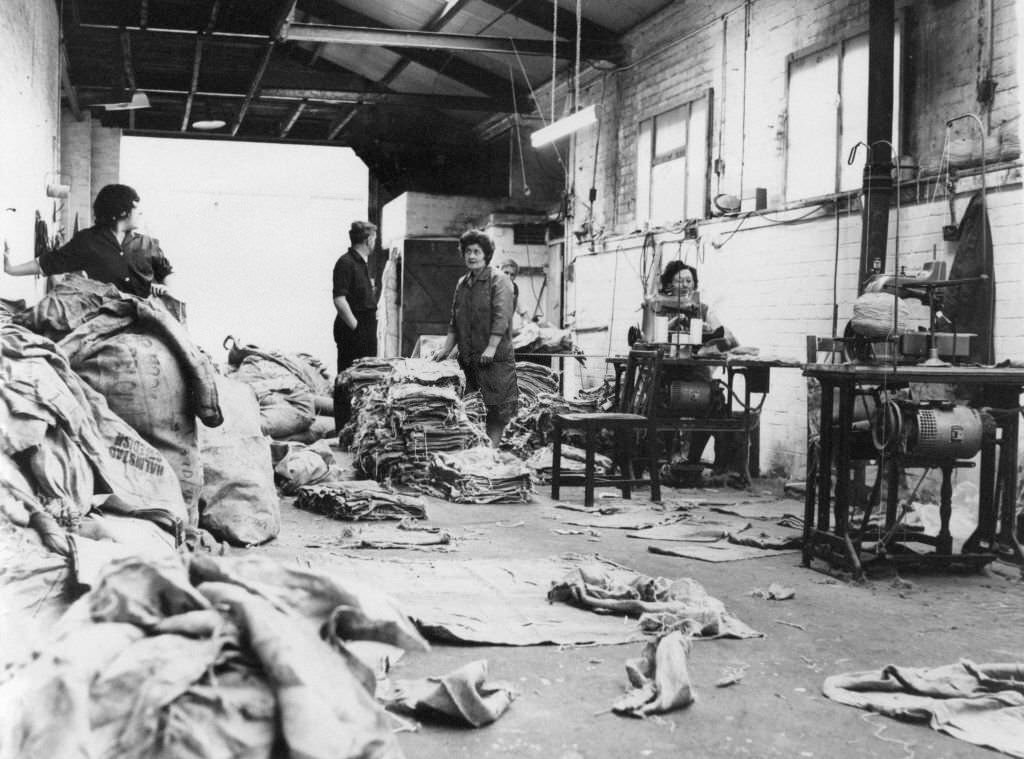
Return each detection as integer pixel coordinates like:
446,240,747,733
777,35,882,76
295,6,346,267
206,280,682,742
550,412,661,508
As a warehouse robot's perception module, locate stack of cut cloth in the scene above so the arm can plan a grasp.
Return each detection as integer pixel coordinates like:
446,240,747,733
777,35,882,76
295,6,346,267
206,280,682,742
426,447,533,503
338,357,464,448
223,336,334,442
295,479,427,521
501,391,601,454
524,443,613,483
345,361,488,492
515,361,559,407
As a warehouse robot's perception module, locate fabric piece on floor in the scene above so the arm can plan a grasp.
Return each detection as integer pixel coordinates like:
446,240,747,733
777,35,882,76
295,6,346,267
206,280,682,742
627,518,803,550
613,631,695,717
296,480,427,521
330,524,454,551
647,543,799,562
383,659,516,727
548,563,762,639
315,555,648,646
823,660,1024,758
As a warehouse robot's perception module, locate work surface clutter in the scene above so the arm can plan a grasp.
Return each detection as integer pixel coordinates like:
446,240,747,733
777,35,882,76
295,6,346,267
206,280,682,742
1,277,1022,758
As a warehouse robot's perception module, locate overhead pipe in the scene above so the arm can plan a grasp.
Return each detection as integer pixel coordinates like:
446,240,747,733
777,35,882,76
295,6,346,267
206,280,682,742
856,0,895,293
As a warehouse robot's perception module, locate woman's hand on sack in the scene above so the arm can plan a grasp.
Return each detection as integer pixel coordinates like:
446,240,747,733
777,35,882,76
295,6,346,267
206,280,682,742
479,349,495,366
151,283,169,296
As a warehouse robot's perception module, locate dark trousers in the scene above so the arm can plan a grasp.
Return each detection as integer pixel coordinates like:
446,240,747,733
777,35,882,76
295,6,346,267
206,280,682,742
334,313,377,430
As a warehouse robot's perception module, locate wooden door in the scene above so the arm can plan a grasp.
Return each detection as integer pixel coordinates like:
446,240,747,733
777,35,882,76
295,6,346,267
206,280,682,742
400,238,463,356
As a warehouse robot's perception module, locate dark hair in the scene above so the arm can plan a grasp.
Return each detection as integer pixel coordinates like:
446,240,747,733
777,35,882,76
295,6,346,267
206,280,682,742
660,260,699,293
499,258,519,277
459,229,494,263
93,184,140,227
349,221,377,246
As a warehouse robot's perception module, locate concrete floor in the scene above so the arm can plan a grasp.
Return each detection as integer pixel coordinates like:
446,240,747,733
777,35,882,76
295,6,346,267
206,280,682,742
256,473,1024,759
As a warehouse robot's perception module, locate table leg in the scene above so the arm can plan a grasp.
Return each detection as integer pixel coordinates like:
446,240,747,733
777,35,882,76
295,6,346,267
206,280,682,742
936,465,954,554
817,382,835,535
551,421,563,501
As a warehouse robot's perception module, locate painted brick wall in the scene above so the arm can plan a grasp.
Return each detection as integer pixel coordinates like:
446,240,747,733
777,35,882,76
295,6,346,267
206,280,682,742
0,0,59,303
569,183,1023,477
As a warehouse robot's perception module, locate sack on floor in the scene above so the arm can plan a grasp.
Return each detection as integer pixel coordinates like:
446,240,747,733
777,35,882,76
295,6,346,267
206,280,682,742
198,376,280,546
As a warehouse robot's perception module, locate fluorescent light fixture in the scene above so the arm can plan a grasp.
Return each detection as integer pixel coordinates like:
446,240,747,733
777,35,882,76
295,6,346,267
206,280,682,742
530,104,597,148
192,118,227,131
103,91,151,111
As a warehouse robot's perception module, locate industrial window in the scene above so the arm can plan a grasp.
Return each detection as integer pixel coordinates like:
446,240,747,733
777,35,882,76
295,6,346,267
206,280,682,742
785,28,901,200
635,91,711,227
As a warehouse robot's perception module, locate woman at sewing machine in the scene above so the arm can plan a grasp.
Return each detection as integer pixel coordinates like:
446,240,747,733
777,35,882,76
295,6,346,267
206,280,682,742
647,261,736,352
646,261,740,485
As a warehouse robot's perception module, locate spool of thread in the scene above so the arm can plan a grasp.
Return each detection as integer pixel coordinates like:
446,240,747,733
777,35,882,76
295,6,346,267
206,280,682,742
46,183,70,199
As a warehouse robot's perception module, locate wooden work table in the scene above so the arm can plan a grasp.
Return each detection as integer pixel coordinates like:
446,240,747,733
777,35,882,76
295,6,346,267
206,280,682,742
802,362,1024,575
607,351,801,483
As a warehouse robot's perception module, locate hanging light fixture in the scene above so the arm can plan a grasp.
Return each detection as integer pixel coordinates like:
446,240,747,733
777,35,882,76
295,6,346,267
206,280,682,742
102,91,151,111
192,100,227,131
530,104,597,148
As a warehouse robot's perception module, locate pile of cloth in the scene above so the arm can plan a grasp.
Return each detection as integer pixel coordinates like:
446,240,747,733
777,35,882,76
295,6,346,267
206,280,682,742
295,480,428,521
501,391,601,455
524,443,613,483
222,336,334,443
0,552,430,759
426,447,533,504
514,361,560,407
344,359,487,491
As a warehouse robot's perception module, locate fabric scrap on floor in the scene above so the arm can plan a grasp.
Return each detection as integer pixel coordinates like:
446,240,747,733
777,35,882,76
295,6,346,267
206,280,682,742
613,631,695,717
314,555,648,646
296,480,427,521
548,563,762,639
823,660,1024,758
383,659,516,727
647,543,799,562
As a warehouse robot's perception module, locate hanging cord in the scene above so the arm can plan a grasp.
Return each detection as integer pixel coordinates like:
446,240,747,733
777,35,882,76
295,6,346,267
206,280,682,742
509,67,530,196
511,43,566,172
550,0,558,126
605,245,620,358
832,197,840,337
574,0,582,113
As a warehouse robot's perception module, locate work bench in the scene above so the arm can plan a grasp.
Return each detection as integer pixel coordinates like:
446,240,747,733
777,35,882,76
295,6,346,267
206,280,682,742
607,350,801,483
802,363,1024,575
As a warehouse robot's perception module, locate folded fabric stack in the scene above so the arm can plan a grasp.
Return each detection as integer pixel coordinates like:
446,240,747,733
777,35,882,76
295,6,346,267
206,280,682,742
295,479,427,520
515,361,560,407
501,391,600,454
462,390,487,429
524,443,614,483
349,380,488,489
427,446,533,503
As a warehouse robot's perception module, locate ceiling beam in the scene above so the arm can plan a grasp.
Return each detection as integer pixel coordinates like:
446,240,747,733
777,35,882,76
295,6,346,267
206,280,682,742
284,22,619,59
478,0,617,42
263,87,514,111
60,39,83,121
279,98,307,137
182,0,222,131
231,42,274,135
326,108,358,140
79,85,513,113
324,0,473,142
231,0,295,136
298,0,523,101
120,29,137,128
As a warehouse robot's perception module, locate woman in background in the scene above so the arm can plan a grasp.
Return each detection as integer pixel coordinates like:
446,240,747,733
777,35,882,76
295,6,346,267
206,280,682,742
433,230,518,447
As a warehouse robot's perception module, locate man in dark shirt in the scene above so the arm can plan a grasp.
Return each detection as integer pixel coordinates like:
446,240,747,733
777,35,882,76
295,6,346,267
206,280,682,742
332,220,378,430
3,184,175,298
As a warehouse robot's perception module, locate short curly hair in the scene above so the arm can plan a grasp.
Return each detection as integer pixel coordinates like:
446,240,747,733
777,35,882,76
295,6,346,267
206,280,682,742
459,229,494,263
660,260,699,293
93,184,140,227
